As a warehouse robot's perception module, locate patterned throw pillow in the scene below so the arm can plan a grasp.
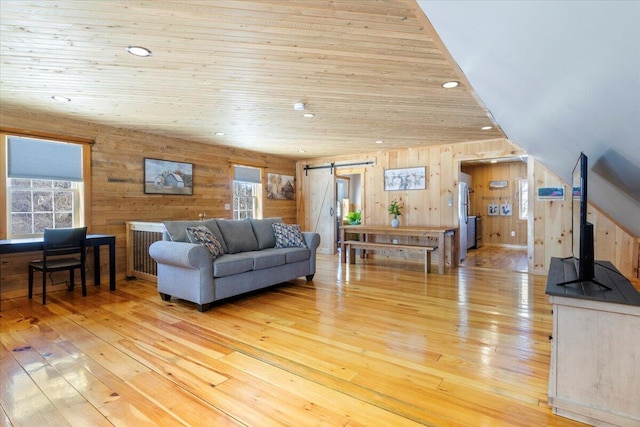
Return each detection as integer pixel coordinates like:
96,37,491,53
272,223,307,249
186,225,225,259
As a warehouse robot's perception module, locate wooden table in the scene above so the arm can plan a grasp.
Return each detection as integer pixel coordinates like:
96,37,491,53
0,234,117,291
340,225,458,274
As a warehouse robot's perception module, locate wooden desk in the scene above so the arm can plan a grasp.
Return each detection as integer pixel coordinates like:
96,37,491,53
340,225,458,274
0,234,117,291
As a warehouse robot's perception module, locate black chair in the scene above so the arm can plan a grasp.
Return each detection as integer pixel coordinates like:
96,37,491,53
28,227,88,305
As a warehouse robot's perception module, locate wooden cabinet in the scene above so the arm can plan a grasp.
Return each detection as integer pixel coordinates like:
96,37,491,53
546,258,640,426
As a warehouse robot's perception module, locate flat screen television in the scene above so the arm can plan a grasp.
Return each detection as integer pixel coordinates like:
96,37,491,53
561,152,610,289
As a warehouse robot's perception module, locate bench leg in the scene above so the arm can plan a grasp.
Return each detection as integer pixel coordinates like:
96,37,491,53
348,245,356,265
425,252,432,273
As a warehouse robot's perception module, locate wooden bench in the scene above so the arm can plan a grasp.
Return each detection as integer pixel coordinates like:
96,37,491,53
344,240,437,273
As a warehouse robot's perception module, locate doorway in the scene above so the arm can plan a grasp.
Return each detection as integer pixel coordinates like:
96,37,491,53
459,157,530,272
336,169,364,248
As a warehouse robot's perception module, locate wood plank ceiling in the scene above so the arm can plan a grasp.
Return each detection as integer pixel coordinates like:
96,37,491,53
0,0,504,159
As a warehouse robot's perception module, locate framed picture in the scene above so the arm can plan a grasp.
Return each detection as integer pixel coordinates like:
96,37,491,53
384,166,426,191
537,186,565,200
267,173,295,200
488,203,499,216
500,203,513,216
144,158,193,195
489,180,508,189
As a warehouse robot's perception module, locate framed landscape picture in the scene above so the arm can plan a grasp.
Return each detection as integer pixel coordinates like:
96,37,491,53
267,173,295,200
144,158,193,195
537,186,565,200
384,166,426,191
489,180,508,189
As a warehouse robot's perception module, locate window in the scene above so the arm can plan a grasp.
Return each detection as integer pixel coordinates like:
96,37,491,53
9,178,79,235
518,178,529,220
3,134,90,238
232,165,262,219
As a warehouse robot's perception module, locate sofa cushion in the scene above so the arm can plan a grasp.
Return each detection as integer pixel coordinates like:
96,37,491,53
278,247,311,263
213,253,254,277
272,223,307,248
217,219,260,254
251,249,286,270
185,225,225,259
164,219,228,252
164,220,195,242
250,217,282,250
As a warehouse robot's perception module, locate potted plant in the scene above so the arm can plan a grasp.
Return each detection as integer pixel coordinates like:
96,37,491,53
387,199,403,227
347,211,361,225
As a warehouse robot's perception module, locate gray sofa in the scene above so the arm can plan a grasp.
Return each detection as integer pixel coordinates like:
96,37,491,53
148,217,320,312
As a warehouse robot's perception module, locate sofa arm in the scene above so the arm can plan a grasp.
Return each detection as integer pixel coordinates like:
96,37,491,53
149,241,212,269
302,232,320,251
302,232,321,277
149,240,216,307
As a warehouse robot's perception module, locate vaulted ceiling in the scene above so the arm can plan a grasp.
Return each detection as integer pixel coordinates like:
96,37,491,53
0,0,502,159
1,1,638,234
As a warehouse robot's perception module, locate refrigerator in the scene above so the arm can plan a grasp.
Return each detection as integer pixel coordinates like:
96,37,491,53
459,173,471,261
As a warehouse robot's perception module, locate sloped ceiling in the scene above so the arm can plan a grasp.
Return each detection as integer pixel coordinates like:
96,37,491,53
419,0,640,236
1,1,638,235
0,1,504,159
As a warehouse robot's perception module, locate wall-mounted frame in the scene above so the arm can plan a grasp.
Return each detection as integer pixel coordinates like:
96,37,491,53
267,173,295,200
384,166,426,191
500,203,513,216
537,186,565,200
489,180,508,189
488,203,499,216
144,158,193,195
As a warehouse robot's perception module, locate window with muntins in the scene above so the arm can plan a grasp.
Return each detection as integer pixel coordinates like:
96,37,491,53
4,135,87,238
232,165,262,220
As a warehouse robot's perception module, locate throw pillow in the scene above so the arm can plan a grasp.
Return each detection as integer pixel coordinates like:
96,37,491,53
272,223,307,248
186,225,224,259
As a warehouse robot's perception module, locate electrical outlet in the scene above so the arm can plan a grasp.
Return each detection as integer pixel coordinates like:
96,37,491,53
224,203,231,210
392,239,398,244
511,231,516,237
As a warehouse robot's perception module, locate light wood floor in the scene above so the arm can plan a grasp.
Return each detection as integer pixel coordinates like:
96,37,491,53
0,254,587,427
460,245,529,273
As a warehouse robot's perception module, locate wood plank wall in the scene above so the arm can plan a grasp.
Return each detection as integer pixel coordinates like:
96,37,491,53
0,110,296,300
462,161,528,246
298,139,638,279
530,157,639,277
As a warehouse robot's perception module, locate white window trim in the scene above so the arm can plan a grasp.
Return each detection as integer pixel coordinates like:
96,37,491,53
231,164,263,220
518,178,529,221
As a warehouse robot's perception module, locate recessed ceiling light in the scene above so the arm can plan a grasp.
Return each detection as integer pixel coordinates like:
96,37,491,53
375,140,384,144
442,81,460,89
215,132,225,136
301,113,315,118
298,149,306,153
481,126,493,130
126,46,152,57
51,95,71,102
490,160,498,164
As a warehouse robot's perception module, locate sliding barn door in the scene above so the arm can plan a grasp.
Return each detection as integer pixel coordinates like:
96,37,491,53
304,168,336,254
